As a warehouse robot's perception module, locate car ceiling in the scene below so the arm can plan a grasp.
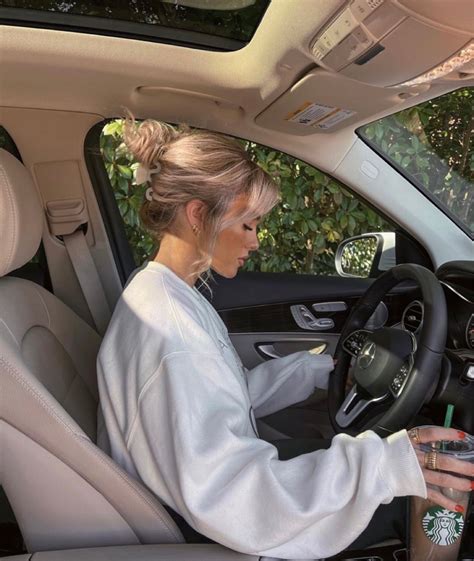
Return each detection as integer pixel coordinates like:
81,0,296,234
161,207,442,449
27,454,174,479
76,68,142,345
0,0,473,173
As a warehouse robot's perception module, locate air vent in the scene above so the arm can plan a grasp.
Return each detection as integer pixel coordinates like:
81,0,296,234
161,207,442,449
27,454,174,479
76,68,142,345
402,300,424,333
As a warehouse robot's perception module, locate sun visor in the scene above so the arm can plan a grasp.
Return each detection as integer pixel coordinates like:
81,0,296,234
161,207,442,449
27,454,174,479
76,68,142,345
254,69,407,135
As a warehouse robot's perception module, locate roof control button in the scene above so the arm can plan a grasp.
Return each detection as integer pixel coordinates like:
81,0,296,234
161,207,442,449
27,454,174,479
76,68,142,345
350,0,384,22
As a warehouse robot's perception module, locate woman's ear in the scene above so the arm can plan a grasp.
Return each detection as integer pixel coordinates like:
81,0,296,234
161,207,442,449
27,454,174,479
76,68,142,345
185,199,207,229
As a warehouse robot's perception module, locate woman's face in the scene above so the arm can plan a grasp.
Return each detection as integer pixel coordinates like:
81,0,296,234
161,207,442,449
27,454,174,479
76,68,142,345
210,197,261,278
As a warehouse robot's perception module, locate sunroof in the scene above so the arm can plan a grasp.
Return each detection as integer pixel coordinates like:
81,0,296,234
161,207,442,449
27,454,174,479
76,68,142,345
0,0,271,51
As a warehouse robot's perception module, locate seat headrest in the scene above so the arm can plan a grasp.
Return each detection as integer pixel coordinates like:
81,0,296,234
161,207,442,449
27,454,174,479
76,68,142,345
0,149,43,277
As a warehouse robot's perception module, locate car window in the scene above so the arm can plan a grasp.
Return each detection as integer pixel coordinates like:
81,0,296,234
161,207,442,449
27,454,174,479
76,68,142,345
99,119,393,278
358,87,473,238
0,125,22,161
0,0,270,51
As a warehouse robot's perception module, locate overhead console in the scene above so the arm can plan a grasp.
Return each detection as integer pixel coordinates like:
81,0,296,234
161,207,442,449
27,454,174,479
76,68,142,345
255,0,473,135
310,0,472,87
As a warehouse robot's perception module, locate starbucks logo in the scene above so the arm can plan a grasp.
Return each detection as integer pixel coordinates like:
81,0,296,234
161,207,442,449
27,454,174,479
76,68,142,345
422,506,464,546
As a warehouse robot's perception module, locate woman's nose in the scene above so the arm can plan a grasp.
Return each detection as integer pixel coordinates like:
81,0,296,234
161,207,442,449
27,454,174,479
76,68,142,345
249,232,259,251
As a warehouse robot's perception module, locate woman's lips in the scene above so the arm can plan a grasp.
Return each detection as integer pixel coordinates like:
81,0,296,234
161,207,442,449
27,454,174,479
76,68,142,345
237,258,246,266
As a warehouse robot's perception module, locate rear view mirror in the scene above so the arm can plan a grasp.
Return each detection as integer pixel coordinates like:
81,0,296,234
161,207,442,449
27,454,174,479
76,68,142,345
335,232,396,278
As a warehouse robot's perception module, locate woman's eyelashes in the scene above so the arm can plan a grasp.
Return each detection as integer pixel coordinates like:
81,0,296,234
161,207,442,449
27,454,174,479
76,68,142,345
243,224,253,231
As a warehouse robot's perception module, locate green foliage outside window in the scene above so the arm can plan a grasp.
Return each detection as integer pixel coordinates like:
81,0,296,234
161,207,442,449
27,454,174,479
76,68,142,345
361,87,473,234
1,0,269,43
242,144,390,275
100,121,390,275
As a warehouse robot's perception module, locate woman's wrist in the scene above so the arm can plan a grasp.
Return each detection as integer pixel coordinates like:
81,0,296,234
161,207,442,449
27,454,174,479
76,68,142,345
380,429,427,499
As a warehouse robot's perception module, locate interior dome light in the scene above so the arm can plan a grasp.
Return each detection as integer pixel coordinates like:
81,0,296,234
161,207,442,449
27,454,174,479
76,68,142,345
394,41,474,87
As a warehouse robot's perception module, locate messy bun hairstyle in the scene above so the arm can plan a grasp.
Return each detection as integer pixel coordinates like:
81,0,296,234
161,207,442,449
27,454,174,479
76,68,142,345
123,113,280,278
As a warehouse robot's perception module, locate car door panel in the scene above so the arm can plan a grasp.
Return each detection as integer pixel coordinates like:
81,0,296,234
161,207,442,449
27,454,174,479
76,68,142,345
209,271,419,368
231,332,339,370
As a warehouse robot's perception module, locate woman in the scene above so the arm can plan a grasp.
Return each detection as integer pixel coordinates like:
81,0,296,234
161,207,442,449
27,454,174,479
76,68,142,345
97,117,473,560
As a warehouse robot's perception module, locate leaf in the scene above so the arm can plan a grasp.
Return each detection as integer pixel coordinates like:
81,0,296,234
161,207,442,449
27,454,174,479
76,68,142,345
117,176,129,194
287,193,298,209
311,169,329,184
314,233,325,248
103,121,122,136
366,209,377,226
351,210,366,222
117,165,132,179
313,188,323,203
375,124,384,141
117,200,128,216
266,151,276,163
401,156,411,168
348,199,359,212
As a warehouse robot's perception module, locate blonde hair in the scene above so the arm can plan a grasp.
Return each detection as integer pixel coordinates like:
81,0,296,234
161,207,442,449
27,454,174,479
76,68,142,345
123,113,280,278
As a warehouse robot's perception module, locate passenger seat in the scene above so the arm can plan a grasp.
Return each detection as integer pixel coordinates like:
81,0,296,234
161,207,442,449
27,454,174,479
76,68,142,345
0,148,184,552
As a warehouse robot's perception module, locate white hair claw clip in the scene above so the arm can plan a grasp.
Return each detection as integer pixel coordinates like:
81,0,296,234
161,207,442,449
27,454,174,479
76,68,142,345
145,187,154,202
136,162,162,185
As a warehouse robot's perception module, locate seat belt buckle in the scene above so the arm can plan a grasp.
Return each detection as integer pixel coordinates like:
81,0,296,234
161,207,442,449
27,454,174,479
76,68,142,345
46,198,89,237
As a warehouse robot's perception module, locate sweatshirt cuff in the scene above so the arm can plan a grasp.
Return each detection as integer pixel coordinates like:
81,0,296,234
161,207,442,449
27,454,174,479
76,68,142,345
379,429,427,499
306,352,334,390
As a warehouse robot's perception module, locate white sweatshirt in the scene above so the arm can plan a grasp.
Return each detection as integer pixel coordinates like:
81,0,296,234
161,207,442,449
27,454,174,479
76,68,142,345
97,261,426,560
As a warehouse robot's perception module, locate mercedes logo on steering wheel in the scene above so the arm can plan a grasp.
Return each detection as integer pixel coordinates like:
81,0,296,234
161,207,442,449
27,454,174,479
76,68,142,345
359,341,376,369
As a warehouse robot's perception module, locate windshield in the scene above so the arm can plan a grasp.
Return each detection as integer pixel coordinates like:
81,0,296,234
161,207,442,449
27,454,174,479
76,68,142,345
358,87,473,238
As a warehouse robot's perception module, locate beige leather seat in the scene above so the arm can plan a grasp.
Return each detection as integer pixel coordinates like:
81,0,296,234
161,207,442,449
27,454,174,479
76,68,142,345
0,149,184,552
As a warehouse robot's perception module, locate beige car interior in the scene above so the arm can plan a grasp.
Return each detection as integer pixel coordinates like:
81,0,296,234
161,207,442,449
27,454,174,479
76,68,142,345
0,0,473,558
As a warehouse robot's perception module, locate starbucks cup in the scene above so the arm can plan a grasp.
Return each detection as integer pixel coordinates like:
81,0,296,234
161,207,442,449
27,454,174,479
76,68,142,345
409,431,474,561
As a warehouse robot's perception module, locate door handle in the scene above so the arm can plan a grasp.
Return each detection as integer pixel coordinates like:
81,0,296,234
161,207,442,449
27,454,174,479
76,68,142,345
255,344,282,360
256,342,328,360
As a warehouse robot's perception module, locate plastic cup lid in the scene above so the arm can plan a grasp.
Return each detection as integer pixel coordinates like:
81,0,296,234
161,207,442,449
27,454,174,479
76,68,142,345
419,433,474,460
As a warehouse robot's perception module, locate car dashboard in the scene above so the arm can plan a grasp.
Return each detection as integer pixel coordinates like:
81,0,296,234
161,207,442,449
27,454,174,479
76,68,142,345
417,261,474,435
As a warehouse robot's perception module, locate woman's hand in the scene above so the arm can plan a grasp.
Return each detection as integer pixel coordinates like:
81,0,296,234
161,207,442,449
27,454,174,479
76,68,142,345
408,426,474,512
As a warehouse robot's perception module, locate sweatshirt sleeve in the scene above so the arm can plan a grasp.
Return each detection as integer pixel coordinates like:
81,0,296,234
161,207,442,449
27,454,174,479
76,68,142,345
129,351,427,560
246,351,334,418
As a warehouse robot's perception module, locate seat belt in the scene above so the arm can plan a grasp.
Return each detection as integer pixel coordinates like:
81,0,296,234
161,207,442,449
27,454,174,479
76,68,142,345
62,229,111,335
46,198,111,335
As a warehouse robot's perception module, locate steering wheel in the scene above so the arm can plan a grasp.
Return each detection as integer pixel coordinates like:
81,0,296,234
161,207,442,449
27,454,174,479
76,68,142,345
328,264,447,437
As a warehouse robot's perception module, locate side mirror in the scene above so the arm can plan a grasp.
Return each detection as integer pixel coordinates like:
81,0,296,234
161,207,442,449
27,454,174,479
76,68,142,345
335,232,396,278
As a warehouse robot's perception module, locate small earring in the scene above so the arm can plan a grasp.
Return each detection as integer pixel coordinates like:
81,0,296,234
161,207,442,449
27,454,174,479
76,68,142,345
192,224,200,236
